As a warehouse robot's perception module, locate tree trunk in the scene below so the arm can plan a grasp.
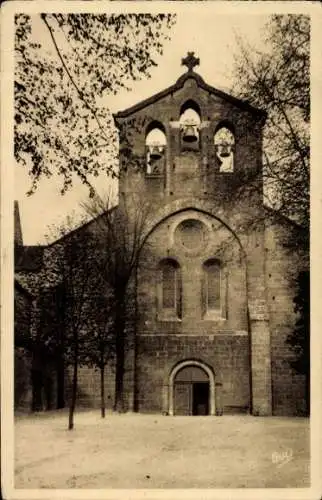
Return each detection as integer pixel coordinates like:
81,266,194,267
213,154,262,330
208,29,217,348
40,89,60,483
57,285,66,409
113,301,126,413
44,374,53,410
31,347,44,411
100,363,106,418
31,369,43,412
56,355,65,409
114,332,125,412
68,344,78,430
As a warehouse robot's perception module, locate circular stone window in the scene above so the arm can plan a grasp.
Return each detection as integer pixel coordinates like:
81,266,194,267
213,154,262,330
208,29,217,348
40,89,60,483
174,219,208,252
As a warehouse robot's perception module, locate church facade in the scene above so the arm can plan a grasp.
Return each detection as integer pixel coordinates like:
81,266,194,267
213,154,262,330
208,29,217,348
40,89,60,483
113,54,308,416
15,54,308,416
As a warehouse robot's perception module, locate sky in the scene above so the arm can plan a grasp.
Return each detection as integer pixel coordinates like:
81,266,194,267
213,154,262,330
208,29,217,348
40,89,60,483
14,9,270,245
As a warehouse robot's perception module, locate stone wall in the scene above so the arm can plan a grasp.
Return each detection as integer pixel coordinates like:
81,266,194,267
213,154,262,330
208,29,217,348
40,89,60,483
265,217,308,415
116,73,274,416
134,208,251,415
137,209,247,336
118,76,264,214
135,334,250,414
65,363,116,410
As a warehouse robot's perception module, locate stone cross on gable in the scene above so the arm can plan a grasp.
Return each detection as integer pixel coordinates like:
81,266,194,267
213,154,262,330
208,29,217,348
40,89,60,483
182,52,200,72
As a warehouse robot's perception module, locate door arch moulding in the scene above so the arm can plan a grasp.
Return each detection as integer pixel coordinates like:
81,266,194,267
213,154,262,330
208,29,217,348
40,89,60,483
168,360,216,416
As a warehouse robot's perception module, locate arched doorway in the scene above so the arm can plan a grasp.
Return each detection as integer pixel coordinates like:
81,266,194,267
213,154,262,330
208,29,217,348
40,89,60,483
168,361,215,416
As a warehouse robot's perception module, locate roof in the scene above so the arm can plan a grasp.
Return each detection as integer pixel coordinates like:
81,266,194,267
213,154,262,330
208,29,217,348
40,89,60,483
14,205,117,268
46,205,117,249
114,70,267,121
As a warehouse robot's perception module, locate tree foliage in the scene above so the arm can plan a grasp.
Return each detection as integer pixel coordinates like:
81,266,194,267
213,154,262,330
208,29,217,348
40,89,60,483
232,15,309,230
15,13,176,195
15,216,115,423
286,270,310,415
15,185,151,416
55,226,100,428
40,224,103,426
287,271,310,374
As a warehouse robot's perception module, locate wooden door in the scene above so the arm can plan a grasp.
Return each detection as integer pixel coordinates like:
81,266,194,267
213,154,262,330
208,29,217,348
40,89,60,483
174,382,192,415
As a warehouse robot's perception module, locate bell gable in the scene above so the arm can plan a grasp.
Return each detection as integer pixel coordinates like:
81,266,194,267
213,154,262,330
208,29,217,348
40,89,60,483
115,54,266,210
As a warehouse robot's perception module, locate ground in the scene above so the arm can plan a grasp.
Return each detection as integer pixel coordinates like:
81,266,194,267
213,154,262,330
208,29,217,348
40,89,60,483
14,410,309,489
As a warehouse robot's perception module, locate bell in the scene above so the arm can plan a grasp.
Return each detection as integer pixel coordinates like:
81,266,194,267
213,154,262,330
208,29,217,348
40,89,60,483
217,144,231,157
182,124,198,143
149,145,163,160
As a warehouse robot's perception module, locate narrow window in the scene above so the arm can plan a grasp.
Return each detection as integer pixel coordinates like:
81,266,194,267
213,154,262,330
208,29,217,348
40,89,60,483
214,125,235,172
202,259,224,318
160,259,182,319
205,260,221,310
162,264,176,308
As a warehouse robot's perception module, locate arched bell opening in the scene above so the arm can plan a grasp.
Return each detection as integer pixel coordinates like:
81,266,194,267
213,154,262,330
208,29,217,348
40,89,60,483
179,101,201,151
214,123,235,173
145,122,167,175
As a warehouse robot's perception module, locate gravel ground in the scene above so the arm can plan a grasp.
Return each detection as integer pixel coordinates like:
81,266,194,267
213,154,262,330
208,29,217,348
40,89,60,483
14,410,310,489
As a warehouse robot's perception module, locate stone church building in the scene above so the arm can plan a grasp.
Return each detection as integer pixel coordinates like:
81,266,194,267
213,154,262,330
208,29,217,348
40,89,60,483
15,54,308,416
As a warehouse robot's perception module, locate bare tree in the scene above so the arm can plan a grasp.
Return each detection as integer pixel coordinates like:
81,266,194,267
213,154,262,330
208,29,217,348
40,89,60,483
82,274,115,419
36,220,102,428
232,14,309,234
83,191,151,412
231,16,310,414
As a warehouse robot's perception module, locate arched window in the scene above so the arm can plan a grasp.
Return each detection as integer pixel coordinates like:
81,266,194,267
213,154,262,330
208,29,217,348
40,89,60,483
145,122,167,176
179,101,201,151
203,259,226,318
214,124,235,172
159,259,182,319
